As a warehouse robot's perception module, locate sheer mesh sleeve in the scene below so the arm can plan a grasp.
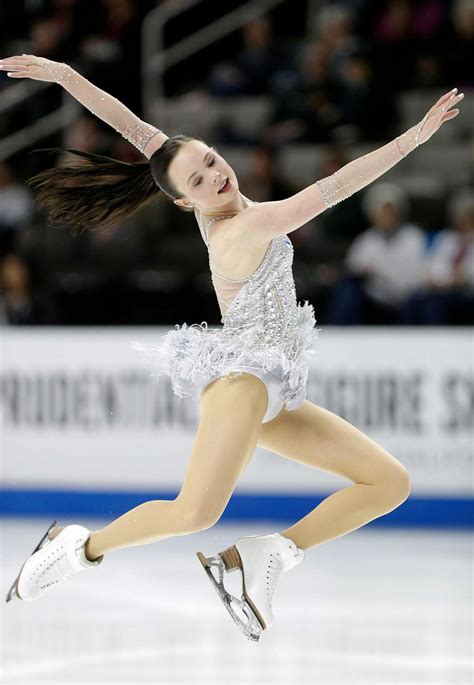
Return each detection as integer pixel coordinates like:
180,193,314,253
43,61,163,155
315,123,424,209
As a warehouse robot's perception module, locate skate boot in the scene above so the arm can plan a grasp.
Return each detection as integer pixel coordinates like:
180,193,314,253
196,532,304,642
5,521,104,602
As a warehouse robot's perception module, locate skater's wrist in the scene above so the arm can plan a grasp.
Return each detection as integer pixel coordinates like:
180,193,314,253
41,60,74,86
395,125,421,158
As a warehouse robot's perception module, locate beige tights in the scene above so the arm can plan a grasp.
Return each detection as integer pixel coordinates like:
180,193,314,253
77,375,409,561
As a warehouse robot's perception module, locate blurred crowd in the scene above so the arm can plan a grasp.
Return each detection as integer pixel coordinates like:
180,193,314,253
0,0,473,326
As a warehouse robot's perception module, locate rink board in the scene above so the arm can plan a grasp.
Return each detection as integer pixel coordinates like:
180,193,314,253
0,326,472,527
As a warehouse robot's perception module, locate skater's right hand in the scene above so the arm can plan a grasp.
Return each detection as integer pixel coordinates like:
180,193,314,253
0,54,67,83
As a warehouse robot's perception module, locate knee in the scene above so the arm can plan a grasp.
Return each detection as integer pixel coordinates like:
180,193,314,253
173,498,221,534
380,463,411,508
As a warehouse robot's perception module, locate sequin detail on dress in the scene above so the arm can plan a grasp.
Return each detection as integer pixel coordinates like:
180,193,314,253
131,202,321,410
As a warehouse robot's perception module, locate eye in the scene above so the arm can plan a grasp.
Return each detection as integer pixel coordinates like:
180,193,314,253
194,158,215,186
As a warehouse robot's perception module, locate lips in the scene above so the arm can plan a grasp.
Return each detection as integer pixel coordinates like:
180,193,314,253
218,177,230,193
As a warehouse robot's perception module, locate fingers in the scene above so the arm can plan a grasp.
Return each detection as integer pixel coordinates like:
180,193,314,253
442,108,460,121
0,56,31,76
428,88,458,117
0,56,30,66
0,64,31,78
441,92,464,113
436,88,458,107
0,56,37,79
427,91,463,123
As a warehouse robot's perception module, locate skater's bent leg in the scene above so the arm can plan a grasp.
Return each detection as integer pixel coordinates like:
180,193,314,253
85,373,268,560
258,400,410,551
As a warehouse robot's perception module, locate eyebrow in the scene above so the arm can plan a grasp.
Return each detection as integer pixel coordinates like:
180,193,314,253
188,150,212,186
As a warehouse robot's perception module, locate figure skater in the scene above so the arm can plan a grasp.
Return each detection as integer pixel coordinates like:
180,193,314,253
1,54,463,642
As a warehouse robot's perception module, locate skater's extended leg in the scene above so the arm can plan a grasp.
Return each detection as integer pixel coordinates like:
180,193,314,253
258,400,410,550
85,373,268,560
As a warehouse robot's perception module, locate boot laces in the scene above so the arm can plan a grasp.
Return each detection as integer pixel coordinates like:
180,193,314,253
266,552,284,602
34,538,84,590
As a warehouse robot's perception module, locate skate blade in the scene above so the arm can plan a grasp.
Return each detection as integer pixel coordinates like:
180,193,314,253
5,520,58,603
196,551,263,643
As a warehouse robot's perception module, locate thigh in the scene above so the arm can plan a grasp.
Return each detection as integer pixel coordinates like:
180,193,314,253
175,372,268,525
258,400,409,486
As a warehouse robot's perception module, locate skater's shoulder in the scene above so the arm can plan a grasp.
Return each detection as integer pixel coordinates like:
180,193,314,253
194,208,244,249
194,206,274,282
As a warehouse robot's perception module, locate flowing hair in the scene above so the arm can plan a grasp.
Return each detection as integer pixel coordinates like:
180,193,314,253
26,134,203,235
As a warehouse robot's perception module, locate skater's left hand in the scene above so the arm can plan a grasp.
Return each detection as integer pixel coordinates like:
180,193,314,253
416,88,464,146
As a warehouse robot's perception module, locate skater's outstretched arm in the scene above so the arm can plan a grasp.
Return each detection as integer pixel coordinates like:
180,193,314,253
234,88,464,246
0,54,169,159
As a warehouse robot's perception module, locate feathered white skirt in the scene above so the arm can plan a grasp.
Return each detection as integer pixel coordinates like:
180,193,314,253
131,300,320,408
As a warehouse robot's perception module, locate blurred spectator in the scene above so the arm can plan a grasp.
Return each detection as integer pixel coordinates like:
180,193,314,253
238,144,297,203
0,253,58,325
238,18,289,94
31,18,63,61
23,1,82,62
370,0,420,92
208,17,290,96
265,40,341,144
399,188,474,324
26,1,90,64
334,48,389,139
271,4,358,143
371,0,446,43
0,163,34,258
306,3,395,140
324,182,427,324
428,190,474,291
367,0,454,90
297,41,331,92
266,1,395,144
78,0,142,110
312,4,365,84
440,0,474,87
58,115,115,165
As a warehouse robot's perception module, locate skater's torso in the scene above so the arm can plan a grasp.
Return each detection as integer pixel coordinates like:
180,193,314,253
195,199,299,353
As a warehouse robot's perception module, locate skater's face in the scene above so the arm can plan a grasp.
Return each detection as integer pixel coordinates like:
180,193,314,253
168,140,239,212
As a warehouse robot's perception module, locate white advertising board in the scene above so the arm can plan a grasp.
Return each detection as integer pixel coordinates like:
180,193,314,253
0,327,472,496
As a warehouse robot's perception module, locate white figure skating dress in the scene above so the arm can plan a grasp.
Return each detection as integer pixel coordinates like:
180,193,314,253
131,199,320,420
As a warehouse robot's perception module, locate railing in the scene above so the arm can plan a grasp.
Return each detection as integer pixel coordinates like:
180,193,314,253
141,0,287,123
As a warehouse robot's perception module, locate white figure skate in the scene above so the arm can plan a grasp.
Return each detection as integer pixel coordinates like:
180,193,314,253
5,520,104,602
196,532,304,642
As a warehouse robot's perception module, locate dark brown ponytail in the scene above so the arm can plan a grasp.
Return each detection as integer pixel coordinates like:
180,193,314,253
26,147,160,234
26,134,203,235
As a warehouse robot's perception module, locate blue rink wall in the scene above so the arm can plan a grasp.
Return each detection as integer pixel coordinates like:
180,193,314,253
1,326,473,529
0,488,472,529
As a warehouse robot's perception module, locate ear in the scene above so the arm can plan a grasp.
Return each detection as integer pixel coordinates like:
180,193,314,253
173,198,193,209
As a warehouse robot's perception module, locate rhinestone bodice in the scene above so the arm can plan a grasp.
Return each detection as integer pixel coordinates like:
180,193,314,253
196,207,300,360
221,235,299,358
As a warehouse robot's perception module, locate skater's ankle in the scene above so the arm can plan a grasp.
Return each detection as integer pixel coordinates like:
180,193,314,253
84,536,104,562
